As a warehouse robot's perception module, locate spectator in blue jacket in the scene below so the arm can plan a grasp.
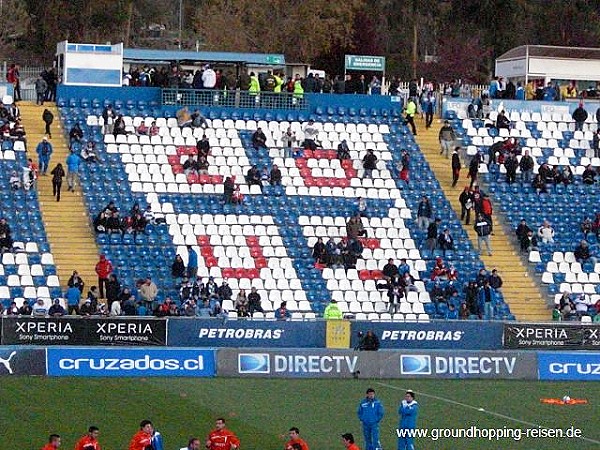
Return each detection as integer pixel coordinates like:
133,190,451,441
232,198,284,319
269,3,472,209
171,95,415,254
65,285,81,315
274,301,291,320
187,245,198,279
66,149,81,192
421,92,435,129
357,388,384,450
398,390,419,450
477,280,496,320
416,196,432,231
36,136,53,175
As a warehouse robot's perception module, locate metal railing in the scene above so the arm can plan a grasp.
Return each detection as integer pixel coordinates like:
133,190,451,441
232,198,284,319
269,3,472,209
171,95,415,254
162,88,309,110
2,64,49,102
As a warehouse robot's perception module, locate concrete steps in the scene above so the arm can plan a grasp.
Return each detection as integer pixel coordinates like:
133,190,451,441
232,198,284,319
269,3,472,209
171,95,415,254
412,116,550,321
19,102,100,291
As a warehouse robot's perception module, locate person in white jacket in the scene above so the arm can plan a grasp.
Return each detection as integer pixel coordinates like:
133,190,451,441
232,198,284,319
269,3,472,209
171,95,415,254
538,220,555,244
110,299,122,316
202,65,216,89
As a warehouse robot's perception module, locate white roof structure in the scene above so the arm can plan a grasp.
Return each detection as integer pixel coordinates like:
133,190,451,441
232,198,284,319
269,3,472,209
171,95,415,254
495,45,600,82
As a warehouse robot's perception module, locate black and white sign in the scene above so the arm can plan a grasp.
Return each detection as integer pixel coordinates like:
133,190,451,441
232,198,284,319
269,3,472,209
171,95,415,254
1,317,167,346
503,324,600,350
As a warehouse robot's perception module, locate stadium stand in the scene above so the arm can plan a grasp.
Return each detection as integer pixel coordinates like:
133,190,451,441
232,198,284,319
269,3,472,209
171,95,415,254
445,103,599,321
49,94,514,322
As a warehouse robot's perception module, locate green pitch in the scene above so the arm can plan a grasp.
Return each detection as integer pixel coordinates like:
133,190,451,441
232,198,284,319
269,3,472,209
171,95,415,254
2,378,599,450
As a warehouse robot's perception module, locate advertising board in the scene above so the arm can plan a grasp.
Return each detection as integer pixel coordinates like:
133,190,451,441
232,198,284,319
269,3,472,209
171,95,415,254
538,352,600,381
217,349,537,379
1,317,167,346
352,321,503,350
47,348,215,377
0,347,46,376
503,324,600,350
168,319,325,348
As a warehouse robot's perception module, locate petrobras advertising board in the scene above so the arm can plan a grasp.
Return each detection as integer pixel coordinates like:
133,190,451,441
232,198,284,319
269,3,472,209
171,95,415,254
1,317,167,346
217,349,537,379
538,352,600,381
47,348,216,377
167,319,326,348
351,321,503,350
0,347,46,376
397,351,537,379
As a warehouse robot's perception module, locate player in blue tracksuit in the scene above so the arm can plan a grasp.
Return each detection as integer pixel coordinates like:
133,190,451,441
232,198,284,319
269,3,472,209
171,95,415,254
357,388,384,450
398,390,419,450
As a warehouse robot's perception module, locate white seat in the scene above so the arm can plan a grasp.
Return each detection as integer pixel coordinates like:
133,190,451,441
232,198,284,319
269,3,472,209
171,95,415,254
46,275,60,287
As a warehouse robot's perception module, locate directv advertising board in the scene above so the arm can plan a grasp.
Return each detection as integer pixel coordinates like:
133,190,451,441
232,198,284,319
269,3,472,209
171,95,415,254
0,347,46,376
219,348,374,378
352,322,503,350
1,317,167,346
397,351,537,379
218,349,537,379
168,319,325,348
47,348,215,377
538,352,600,381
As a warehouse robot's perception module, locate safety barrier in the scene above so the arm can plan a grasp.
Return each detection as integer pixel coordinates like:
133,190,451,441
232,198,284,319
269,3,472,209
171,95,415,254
7,346,597,380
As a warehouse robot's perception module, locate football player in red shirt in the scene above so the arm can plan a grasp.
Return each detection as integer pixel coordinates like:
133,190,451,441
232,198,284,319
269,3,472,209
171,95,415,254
74,426,101,450
41,434,61,450
129,420,154,450
284,427,309,450
206,418,240,450
342,433,360,450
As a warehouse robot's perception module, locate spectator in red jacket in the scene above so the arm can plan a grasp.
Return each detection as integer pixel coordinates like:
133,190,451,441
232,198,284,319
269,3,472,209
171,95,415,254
206,418,240,450
430,257,449,281
74,426,101,450
95,254,113,299
129,420,153,450
480,194,493,220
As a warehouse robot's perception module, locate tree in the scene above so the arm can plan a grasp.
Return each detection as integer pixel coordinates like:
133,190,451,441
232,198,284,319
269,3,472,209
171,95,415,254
21,0,135,56
532,0,600,47
418,33,491,83
193,0,362,63
0,0,30,60
446,0,530,74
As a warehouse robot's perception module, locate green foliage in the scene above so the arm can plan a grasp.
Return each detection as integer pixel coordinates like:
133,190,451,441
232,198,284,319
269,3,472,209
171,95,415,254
4,0,600,79
193,0,362,63
0,0,30,57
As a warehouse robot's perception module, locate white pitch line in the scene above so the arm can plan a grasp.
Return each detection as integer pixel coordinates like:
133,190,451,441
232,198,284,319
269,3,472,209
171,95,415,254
374,380,600,446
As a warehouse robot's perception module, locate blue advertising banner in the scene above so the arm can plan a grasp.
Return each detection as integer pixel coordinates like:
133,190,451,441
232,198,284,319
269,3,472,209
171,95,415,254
352,321,503,350
538,352,600,381
167,319,326,348
47,348,216,377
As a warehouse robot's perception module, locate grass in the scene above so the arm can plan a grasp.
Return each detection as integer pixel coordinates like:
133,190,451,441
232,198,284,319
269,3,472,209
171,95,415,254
2,378,599,450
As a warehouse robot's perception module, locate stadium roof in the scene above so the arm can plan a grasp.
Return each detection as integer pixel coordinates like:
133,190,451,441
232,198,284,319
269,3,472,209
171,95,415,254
497,45,600,61
495,45,600,81
123,48,285,66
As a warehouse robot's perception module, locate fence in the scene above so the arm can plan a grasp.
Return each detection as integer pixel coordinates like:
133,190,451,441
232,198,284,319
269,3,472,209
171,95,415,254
2,63,47,101
162,88,309,110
